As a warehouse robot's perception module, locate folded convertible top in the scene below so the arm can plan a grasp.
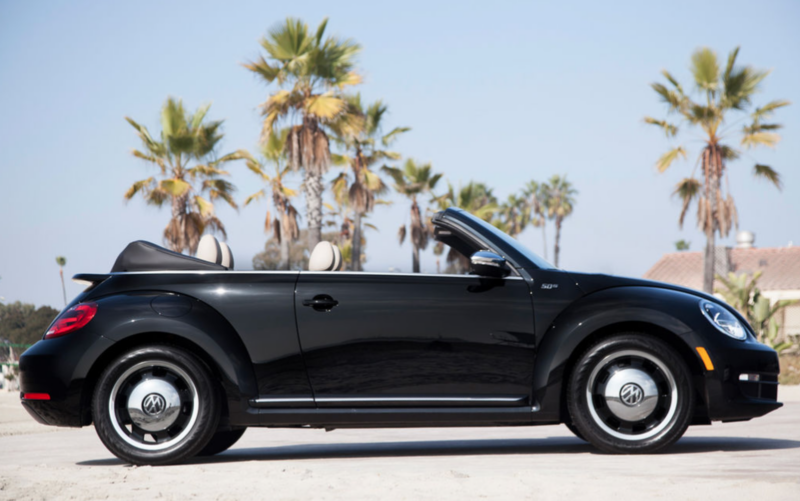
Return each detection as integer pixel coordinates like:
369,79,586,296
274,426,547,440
110,241,226,273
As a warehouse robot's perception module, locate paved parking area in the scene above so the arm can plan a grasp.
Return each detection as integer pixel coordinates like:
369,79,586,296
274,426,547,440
1,388,799,500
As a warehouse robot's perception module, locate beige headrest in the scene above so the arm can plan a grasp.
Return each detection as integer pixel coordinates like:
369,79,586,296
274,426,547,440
308,241,342,271
196,234,233,269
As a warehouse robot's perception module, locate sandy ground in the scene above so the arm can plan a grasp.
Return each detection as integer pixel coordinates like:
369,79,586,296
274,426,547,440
1,388,799,501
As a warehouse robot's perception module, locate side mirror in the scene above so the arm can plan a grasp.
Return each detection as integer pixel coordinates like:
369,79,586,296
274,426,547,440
469,251,510,278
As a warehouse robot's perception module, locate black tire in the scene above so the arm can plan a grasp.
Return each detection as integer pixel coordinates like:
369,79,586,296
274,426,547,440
92,345,221,465
196,427,247,457
566,333,693,454
564,422,587,442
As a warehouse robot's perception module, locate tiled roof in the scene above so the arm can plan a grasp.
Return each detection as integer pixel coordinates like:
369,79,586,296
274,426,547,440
643,246,800,291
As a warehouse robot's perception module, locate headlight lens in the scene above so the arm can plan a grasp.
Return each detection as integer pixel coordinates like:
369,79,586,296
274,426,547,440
699,300,747,340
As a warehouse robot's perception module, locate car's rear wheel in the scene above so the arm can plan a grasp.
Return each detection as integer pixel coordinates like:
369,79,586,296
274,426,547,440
196,427,247,456
567,333,693,453
92,345,220,465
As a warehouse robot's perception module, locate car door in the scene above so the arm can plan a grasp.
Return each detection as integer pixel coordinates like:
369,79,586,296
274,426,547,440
294,272,536,407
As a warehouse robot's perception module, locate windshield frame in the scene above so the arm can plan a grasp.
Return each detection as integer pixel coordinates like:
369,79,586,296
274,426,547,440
434,208,557,271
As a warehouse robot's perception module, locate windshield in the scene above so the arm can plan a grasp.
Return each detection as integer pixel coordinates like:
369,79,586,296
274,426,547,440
469,216,557,270
441,208,557,270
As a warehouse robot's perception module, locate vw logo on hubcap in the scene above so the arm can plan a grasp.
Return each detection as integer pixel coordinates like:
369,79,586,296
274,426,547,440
619,383,644,406
142,393,167,416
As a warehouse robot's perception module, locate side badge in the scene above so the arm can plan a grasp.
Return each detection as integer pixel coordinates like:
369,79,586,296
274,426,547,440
541,283,559,290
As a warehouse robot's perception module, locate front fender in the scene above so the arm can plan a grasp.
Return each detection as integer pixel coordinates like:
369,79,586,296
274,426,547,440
532,286,707,421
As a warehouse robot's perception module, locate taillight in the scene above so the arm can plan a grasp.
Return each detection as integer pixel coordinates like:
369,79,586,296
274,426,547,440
45,302,98,339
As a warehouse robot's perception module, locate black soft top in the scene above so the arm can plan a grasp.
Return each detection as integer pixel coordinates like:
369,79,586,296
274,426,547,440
110,241,226,273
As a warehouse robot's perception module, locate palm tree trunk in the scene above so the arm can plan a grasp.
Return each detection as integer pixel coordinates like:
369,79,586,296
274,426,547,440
412,244,420,273
703,146,720,293
554,217,562,268
170,192,189,252
59,268,67,307
304,171,324,252
351,211,362,271
703,228,716,293
541,219,548,260
279,225,291,271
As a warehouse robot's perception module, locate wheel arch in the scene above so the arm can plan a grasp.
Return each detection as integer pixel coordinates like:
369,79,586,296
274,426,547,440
79,292,258,427
555,321,708,423
531,287,710,423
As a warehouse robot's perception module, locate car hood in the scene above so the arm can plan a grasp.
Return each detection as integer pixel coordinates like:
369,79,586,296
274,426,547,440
565,271,718,302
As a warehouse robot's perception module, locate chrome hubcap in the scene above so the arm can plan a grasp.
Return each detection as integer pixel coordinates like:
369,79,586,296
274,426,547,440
109,361,199,451
586,349,678,441
127,378,182,432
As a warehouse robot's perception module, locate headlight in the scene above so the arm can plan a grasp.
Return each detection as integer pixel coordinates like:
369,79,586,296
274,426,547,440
699,300,747,340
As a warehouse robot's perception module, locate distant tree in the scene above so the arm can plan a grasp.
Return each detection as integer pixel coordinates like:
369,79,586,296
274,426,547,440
253,230,339,271
523,180,548,259
495,193,530,238
432,181,498,272
545,175,577,268
383,160,442,273
244,129,301,270
125,98,247,254
645,46,789,293
715,272,798,352
675,240,691,251
55,256,67,307
331,94,408,270
244,17,363,253
0,302,60,347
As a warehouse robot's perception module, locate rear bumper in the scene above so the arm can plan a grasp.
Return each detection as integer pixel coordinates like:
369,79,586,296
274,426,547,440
18,331,114,427
702,336,782,421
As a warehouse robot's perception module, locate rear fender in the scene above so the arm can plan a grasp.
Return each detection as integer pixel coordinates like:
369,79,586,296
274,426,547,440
85,292,258,424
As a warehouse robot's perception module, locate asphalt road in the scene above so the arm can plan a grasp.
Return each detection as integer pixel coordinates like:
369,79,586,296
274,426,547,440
1,388,799,500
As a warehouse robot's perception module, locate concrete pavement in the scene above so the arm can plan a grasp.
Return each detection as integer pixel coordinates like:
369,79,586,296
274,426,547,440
1,387,799,500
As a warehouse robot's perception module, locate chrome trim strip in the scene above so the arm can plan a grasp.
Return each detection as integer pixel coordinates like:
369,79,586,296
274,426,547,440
251,397,315,404
108,270,523,279
109,271,300,275
316,396,525,403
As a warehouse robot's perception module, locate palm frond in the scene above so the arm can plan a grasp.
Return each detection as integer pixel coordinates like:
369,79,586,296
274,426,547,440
691,47,720,94
741,131,780,149
655,146,687,172
753,164,782,190
644,117,678,137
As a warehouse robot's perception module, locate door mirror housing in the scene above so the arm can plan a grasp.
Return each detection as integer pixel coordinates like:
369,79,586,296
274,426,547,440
469,251,510,278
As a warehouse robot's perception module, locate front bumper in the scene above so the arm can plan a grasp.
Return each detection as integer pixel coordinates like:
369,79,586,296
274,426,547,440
699,334,782,422
18,330,114,427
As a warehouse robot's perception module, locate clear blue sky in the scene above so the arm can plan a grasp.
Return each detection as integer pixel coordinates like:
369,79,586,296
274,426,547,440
1,0,799,308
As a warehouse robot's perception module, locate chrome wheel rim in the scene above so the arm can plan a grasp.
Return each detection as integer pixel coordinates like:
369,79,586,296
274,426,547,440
586,349,678,441
109,361,199,451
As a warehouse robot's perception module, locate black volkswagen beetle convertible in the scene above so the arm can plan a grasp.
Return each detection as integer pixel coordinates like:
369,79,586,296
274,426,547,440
19,208,781,465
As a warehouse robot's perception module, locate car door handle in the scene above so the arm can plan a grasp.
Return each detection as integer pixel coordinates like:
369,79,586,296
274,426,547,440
302,295,339,311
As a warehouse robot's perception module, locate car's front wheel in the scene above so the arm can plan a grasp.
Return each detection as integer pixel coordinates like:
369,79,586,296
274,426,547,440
567,333,694,453
92,345,220,465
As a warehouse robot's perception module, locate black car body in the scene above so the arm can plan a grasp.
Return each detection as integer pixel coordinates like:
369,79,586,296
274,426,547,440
19,208,782,464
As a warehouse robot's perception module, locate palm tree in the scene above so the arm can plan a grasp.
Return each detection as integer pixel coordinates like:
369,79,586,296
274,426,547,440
715,271,798,352
495,194,530,237
244,130,301,270
244,17,363,253
331,94,409,270
545,175,577,268
125,98,246,254
436,181,498,221
383,160,442,273
55,256,67,307
523,180,549,260
645,46,789,293
431,181,498,272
